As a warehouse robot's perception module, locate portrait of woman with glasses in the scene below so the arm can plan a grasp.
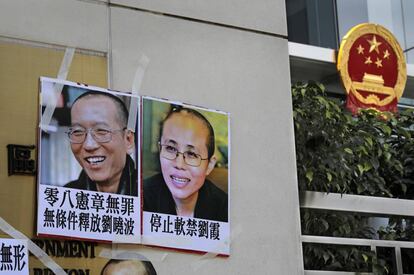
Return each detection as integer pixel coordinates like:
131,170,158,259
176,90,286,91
143,99,229,223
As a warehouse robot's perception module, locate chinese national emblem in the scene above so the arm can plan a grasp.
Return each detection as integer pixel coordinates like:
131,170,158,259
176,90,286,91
337,23,407,114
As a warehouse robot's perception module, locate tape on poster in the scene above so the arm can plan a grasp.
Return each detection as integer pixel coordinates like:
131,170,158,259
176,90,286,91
0,217,66,275
160,253,168,262
191,225,242,271
108,237,168,262
40,47,75,131
127,54,150,131
99,248,151,261
100,240,170,263
100,246,167,264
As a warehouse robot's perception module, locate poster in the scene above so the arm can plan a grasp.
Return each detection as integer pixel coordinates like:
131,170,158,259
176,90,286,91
37,77,140,243
141,97,230,255
0,239,28,274
30,238,157,275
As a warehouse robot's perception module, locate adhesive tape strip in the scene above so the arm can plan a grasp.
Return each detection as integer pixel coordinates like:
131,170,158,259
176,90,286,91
191,225,242,271
40,47,75,131
107,239,170,263
99,247,167,262
160,253,168,262
0,217,66,275
127,54,150,131
100,242,170,263
111,232,141,244
99,248,153,262
57,47,75,80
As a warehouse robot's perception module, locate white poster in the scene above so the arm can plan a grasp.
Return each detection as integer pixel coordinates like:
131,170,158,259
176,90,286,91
141,97,230,254
37,77,140,243
0,239,29,274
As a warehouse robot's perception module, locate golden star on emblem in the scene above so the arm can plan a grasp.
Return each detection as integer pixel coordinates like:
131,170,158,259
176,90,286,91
357,44,364,54
365,56,373,65
383,49,390,59
375,57,383,68
367,35,382,54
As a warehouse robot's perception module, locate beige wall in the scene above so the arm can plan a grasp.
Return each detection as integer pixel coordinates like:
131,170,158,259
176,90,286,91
111,0,287,35
0,41,108,274
0,1,303,274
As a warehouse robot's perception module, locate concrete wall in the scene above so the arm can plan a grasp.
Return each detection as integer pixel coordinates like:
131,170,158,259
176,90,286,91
0,0,303,274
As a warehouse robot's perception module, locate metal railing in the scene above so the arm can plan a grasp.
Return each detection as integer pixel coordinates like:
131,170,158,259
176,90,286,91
301,191,414,275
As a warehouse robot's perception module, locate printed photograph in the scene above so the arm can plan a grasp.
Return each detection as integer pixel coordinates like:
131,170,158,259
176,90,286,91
37,78,140,243
142,96,230,254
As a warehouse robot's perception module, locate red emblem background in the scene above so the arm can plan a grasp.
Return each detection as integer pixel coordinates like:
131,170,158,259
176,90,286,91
337,24,406,114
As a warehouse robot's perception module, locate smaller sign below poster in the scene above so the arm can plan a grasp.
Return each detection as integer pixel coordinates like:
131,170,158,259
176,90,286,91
0,239,29,275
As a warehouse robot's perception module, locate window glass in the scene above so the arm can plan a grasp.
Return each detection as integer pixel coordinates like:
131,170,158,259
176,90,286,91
286,0,338,49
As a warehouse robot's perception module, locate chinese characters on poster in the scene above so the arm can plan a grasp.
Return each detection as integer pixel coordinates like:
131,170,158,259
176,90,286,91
37,78,140,243
0,239,28,275
142,97,230,255
37,78,230,254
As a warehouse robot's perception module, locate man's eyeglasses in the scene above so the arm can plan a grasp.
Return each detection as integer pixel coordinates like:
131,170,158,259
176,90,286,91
66,127,126,144
158,142,208,167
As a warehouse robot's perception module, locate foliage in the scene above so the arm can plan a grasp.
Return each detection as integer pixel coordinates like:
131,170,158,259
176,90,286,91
303,243,388,274
378,217,414,241
292,82,414,274
292,82,414,197
301,209,374,238
301,209,388,274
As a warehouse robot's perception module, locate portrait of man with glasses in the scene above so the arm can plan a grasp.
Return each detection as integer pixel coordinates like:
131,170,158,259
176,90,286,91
38,79,141,242
143,100,228,223
64,91,137,196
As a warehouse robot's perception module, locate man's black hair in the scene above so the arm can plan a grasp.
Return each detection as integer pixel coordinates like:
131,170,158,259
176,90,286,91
100,259,157,275
160,105,215,159
72,91,129,128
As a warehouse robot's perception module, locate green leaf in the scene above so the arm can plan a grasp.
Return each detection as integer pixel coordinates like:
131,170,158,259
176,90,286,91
363,162,372,172
384,152,391,161
357,164,364,175
401,183,407,194
306,170,314,183
343,224,351,235
326,172,333,182
362,253,369,263
323,252,330,263
320,219,329,231
380,124,392,135
365,136,373,147
316,82,325,91
372,158,379,170
344,148,353,154
303,210,310,221
301,88,306,96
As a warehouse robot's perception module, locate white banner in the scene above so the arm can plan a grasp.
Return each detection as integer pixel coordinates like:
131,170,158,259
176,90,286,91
0,239,29,275
142,212,229,255
37,185,140,243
